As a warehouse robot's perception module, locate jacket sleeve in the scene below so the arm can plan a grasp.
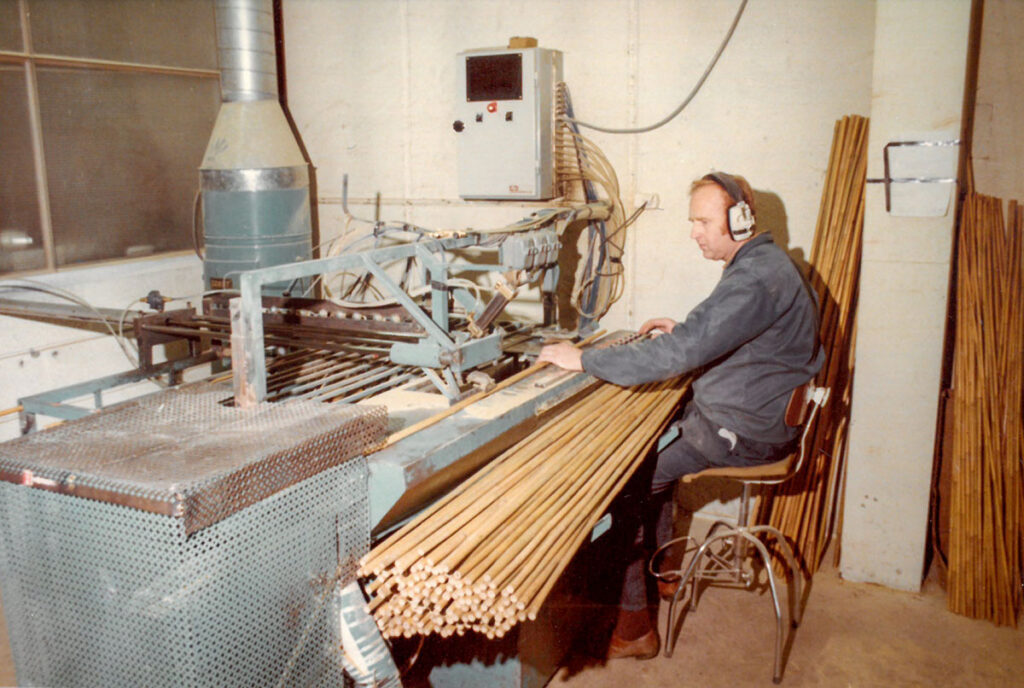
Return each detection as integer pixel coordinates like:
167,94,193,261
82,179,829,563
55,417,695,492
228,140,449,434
581,271,779,387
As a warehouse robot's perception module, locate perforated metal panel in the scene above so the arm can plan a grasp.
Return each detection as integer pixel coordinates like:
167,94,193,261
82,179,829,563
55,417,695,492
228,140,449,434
0,387,386,687
0,386,385,533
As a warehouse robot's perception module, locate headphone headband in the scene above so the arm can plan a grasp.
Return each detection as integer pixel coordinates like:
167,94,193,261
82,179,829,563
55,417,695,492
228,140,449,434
702,172,746,205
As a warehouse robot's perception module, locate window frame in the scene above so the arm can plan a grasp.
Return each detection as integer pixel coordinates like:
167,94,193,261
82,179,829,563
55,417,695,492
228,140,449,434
0,0,220,274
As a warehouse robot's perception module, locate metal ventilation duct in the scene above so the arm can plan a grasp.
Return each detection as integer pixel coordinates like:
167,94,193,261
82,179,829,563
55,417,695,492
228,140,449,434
214,0,278,102
200,0,312,296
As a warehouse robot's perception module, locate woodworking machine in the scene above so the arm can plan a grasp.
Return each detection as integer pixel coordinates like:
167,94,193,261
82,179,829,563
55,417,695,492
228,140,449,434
0,198,610,688
0,2,621,686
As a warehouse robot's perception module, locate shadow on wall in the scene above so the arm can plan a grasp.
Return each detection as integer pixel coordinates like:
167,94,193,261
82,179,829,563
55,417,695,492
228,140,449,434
754,188,810,277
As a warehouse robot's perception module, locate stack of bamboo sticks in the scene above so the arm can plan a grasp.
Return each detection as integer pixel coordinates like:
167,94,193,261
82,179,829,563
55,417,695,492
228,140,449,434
359,375,690,639
758,114,869,574
947,191,1023,626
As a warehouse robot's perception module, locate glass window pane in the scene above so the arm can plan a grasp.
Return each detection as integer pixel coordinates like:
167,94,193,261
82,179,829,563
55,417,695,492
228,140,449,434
36,67,219,266
28,0,217,70
0,66,45,273
0,0,22,51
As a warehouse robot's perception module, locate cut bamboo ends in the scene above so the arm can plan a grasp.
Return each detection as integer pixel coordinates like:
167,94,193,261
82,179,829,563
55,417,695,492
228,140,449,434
359,374,690,639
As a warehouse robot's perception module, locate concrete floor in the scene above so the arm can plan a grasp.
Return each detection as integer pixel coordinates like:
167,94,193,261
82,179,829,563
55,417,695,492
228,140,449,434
0,561,1020,686
552,563,1024,687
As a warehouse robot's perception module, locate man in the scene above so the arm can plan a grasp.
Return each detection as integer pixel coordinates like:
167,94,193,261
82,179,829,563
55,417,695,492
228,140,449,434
538,172,823,659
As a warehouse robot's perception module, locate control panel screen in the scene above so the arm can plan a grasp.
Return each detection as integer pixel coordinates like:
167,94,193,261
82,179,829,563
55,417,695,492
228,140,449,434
465,53,522,101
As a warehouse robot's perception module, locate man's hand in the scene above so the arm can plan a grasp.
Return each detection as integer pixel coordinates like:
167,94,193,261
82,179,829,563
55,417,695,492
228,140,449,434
638,318,677,337
537,341,584,372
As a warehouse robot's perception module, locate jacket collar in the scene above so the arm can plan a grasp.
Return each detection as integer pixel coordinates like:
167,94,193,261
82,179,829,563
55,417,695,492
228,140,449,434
726,233,773,267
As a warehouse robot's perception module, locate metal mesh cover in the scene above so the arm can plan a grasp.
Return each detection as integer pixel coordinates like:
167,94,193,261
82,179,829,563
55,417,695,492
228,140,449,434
0,385,386,533
0,460,368,687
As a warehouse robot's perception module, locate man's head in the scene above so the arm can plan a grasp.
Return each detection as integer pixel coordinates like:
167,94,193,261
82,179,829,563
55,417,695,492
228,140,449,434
688,172,756,263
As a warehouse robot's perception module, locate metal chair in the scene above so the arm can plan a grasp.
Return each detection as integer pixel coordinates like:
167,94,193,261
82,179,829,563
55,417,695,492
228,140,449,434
651,383,830,684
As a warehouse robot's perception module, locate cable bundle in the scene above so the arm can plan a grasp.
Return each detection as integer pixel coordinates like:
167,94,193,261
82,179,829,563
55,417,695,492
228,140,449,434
555,83,640,323
757,115,868,574
358,375,690,639
946,191,1023,626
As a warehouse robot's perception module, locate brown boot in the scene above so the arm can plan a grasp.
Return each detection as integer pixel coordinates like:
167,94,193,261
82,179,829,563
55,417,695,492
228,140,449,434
605,629,660,660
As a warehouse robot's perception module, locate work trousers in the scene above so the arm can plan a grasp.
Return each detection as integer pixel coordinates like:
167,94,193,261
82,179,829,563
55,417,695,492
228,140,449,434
619,401,795,612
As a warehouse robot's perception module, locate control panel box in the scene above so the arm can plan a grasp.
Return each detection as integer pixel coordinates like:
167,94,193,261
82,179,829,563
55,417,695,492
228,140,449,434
454,46,563,200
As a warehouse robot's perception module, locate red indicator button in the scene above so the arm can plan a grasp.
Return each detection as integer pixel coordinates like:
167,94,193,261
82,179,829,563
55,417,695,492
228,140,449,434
486,101,498,113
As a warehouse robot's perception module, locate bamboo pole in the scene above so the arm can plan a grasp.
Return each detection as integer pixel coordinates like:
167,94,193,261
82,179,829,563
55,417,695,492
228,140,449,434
360,374,690,638
946,187,1022,626
0,406,23,419
759,115,869,575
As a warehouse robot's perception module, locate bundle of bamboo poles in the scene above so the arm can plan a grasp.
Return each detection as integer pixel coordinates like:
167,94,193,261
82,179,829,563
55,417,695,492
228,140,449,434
758,114,869,574
359,375,690,639
946,191,1023,626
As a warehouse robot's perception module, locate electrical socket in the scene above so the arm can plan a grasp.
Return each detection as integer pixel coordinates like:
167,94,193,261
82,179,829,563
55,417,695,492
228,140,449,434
633,192,662,210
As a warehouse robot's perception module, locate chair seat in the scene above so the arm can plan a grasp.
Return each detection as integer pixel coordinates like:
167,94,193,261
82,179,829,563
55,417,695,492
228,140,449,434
682,452,795,483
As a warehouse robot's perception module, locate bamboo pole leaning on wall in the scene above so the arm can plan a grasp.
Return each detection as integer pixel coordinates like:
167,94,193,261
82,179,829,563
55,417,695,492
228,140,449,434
757,114,869,575
947,191,1023,626
359,374,691,639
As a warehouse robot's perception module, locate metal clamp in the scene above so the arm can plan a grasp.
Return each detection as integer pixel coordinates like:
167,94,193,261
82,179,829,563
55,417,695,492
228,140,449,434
866,139,960,213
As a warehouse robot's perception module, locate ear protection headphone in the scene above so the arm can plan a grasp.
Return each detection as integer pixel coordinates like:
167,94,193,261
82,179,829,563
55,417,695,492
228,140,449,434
702,172,755,241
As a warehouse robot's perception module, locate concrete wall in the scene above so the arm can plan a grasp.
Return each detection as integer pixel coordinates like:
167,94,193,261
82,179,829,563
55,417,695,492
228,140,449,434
972,0,1024,202
841,0,972,591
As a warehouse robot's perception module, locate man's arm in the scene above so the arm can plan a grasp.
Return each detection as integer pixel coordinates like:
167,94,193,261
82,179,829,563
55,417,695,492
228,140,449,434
537,316,675,371
580,273,778,386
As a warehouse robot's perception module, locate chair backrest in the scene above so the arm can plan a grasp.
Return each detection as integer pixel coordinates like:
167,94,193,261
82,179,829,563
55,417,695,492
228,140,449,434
764,383,831,485
784,383,811,427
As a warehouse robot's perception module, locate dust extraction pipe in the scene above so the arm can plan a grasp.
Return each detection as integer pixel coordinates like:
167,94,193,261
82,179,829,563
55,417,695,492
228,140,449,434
200,0,312,296
216,0,278,102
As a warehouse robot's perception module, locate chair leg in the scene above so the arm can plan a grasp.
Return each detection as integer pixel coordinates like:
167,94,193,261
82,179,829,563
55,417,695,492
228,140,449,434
704,518,734,541
748,525,804,627
663,528,798,682
740,531,787,684
690,525,742,611
662,531,733,658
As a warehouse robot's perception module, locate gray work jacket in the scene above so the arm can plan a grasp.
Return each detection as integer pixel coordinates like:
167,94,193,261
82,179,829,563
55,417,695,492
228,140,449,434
581,233,824,445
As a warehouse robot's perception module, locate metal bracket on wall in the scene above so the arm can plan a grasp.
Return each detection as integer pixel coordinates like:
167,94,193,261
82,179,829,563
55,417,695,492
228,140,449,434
865,139,961,213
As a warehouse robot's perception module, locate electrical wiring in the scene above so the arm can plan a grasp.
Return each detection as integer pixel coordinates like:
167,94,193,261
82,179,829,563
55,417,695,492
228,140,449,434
340,172,606,240
191,189,204,259
567,0,748,134
0,279,141,366
116,298,144,364
444,277,483,313
575,203,649,316
553,82,640,322
318,121,635,321
329,285,430,310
